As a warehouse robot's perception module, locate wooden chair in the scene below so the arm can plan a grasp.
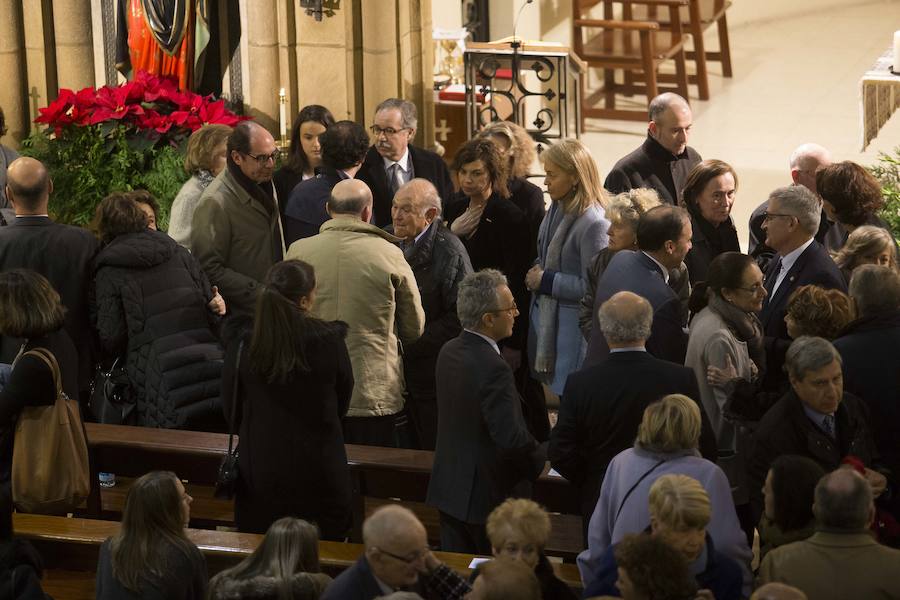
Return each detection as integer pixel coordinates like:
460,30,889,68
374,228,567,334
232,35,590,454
573,0,691,124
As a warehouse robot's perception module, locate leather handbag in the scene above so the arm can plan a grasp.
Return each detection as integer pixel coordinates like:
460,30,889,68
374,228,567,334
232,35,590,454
11,347,91,514
215,341,243,500
89,357,136,425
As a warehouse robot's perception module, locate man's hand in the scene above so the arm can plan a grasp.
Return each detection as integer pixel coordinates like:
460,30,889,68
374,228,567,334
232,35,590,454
207,285,226,316
525,265,544,292
502,347,522,372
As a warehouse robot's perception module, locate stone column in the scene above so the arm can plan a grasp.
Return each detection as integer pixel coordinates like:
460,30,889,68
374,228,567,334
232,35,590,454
294,2,355,120
397,0,434,148
244,0,280,131
0,0,27,146
22,0,55,128
52,0,95,91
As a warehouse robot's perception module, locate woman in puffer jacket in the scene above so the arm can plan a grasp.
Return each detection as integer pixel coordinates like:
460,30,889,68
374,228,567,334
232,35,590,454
91,191,226,431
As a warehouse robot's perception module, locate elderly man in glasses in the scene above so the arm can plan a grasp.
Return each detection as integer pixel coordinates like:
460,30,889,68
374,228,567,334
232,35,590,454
192,120,285,316
356,98,453,228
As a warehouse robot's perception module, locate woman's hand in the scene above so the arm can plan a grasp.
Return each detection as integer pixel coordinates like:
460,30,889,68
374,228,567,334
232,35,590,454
864,467,888,497
207,286,226,316
707,355,737,387
525,265,544,292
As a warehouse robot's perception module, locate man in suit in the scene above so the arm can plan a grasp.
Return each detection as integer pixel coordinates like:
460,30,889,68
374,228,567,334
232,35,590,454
322,504,471,600
356,98,453,227
282,120,370,244
0,157,98,395
758,468,900,599
551,291,717,529
748,143,833,270
583,205,692,367
604,93,702,205
758,185,846,389
427,269,545,554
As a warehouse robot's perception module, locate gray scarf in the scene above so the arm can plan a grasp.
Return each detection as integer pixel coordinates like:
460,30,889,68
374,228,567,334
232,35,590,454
708,292,765,370
534,210,577,377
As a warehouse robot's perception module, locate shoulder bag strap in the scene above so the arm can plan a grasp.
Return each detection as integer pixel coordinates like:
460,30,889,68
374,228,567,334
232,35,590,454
226,341,244,456
613,459,666,527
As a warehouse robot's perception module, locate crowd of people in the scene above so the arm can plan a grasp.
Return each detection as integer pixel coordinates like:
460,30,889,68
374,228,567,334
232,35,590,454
0,90,899,599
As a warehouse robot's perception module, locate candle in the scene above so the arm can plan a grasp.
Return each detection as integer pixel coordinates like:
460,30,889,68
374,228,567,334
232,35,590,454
279,88,287,140
894,31,900,73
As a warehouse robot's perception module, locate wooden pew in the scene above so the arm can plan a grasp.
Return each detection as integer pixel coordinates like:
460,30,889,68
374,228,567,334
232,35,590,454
14,513,583,600
84,423,583,559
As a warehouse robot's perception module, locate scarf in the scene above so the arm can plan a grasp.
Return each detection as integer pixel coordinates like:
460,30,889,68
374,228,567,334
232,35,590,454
688,203,740,256
227,158,277,217
708,292,765,370
533,206,577,377
450,199,486,239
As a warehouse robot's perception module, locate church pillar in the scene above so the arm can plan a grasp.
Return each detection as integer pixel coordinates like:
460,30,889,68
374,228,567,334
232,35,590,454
22,0,56,130
52,0,95,91
244,0,280,131
0,0,28,147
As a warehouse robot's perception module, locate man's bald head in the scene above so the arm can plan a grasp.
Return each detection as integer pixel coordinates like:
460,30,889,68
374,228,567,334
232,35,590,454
328,179,374,220
6,157,51,214
397,178,441,213
362,504,425,549
648,93,692,156
789,143,831,193
598,291,653,347
813,468,873,530
750,583,808,600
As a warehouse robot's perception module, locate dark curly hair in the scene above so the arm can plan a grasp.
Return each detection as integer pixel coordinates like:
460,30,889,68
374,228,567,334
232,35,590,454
452,137,510,198
320,121,370,170
614,534,697,600
768,455,825,532
816,161,885,227
285,105,335,174
785,285,854,340
93,192,149,244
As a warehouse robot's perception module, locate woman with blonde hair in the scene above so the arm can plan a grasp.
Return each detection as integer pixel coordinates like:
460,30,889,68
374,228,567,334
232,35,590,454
526,139,609,395
577,394,751,593
832,224,898,283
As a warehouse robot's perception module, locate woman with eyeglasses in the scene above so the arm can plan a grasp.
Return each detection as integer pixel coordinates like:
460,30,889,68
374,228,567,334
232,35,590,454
681,160,741,285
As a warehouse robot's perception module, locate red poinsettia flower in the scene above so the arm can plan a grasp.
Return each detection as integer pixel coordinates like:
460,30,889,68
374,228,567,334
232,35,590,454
136,70,180,104
34,89,77,127
135,109,174,134
199,99,246,128
89,85,145,125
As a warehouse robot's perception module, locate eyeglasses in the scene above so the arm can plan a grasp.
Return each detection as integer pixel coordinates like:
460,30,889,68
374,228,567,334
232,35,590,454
243,150,282,165
762,212,795,222
370,125,411,137
734,283,766,294
488,302,518,314
374,546,429,564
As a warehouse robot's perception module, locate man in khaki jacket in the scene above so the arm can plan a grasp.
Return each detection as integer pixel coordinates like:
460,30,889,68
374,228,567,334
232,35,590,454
758,468,900,599
286,179,425,447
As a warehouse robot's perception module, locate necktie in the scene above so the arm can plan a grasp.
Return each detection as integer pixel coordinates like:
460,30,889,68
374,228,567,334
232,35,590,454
389,163,403,195
822,414,835,438
765,258,783,297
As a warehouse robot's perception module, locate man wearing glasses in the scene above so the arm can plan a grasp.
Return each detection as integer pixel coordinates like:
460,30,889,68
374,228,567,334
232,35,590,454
192,121,285,316
357,98,453,228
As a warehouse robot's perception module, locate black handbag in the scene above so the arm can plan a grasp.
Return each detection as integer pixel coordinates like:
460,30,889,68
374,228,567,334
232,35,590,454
89,357,136,425
215,341,242,500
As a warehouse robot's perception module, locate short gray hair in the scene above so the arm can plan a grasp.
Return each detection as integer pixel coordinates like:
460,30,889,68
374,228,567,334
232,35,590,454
849,264,900,317
768,185,821,236
785,336,842,381
598,292,653,344
375,98,418,130
648,92,689,123
457,269,507,330
399,178,442,215
813,469,872,530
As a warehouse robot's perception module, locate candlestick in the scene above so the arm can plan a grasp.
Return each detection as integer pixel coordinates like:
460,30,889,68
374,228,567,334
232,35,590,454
279,88,287,147
893,31,900,74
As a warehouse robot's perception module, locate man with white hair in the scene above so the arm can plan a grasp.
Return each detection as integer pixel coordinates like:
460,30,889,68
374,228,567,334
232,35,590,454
605,93,702,205
322,504,470,599
748,143,832,269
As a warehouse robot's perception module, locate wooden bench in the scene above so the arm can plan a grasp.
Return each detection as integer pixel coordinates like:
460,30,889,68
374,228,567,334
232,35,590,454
84,423,584,559
14,513,583,600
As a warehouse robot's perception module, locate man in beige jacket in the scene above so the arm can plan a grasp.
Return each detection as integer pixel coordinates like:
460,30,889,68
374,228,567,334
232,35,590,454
286,179,425,447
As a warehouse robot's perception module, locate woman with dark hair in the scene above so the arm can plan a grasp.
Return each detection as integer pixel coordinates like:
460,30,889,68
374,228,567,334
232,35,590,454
682,159,741,284
208,517,330,599
127,190,161,231
273,105,336,208
169,124,233,250
91,193,226,430
817,160,895,252
685,252,766,538
0,269,77,493
222,260,353,539
96,471,207,599
784,285,854,341
758,455,824,561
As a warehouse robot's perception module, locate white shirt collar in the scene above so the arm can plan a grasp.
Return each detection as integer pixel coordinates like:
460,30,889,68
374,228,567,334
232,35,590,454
382,148,411,172
642,251,670,284
413,222,432,245
780,236,815,274
465,329,501,354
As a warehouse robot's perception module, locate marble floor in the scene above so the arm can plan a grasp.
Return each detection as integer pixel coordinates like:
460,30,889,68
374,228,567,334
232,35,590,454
576,0,900,249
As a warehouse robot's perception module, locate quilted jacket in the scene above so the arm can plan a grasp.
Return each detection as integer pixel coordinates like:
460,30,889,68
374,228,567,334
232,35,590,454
92,229,224,430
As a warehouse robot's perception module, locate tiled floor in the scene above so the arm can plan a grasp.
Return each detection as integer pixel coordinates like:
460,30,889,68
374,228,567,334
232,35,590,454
577,0,900,249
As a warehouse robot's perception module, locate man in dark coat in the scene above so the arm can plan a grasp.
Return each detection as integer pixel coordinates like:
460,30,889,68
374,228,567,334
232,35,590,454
356,98,453,227
834,265,900,515
0,157,98,395
583,205,692,368
282,120,370,244
604,93,701,205
321,505,470,600
390,179,472,450
748,337,886,524
551,291,717,531
427,269,545,554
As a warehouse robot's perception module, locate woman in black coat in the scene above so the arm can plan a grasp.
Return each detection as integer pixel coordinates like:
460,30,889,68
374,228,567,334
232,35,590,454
222,259,353,540
91,192,225,431
682,160,741,285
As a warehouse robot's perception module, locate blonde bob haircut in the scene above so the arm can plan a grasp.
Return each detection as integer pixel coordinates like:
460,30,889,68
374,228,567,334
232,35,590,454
832,225,898,272
486,498,551,549
605,188,662,230
540,139,609,215
479,121,537,179
636,394,701,453
649,474,711,530
184,123,233,175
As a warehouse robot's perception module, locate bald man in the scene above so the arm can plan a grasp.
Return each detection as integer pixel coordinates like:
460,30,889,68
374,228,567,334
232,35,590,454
322,505,470,600
605,93,702,205
192,120,285,316
0,157,98,395
286,179,425,447
550,291,716,533
750,583,808,600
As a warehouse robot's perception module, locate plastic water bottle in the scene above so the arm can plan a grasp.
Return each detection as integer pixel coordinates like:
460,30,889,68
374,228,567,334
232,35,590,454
98,472,116,488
